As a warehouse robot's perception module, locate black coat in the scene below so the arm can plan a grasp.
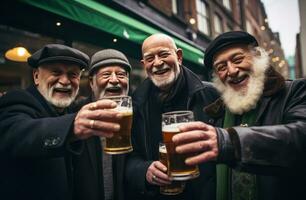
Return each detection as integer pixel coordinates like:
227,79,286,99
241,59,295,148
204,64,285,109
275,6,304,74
0,85,79,200
206,69,306,200
125,66,220,200
0,85,120,200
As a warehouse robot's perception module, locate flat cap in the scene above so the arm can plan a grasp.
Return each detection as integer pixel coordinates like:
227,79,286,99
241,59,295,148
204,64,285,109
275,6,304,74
204,31,258,69
28,44,89,69
89,49,131,75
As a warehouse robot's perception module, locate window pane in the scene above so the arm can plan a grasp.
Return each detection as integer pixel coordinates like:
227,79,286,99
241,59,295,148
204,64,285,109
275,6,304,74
172,0,177,14
214,14,222,36
223,0,232,11
196,0,210,35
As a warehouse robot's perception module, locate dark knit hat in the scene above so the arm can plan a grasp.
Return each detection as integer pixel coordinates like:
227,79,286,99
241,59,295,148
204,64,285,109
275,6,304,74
28,44,89,69
204,31,258,69
89,49,131,75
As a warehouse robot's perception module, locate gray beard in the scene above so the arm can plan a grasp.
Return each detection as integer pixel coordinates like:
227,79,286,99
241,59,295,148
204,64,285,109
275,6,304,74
212,49,270,115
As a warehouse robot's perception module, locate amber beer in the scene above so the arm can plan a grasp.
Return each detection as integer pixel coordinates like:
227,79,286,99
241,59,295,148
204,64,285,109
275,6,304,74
162,111,200,180
159,143,185,195
101,96,133,154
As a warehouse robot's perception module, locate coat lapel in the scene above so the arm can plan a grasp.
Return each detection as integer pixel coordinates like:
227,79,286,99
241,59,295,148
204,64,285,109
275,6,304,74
254,97,271,125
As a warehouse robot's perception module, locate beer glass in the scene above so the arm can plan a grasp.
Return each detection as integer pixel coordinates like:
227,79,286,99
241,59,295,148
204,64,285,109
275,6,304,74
100,95,133,154
159,143,185,195
162,111,200,180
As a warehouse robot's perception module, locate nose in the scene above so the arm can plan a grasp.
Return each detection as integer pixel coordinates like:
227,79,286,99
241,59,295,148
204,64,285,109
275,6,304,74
58,74,71,85
152,55,163,67
109,73,119,84
226,61,239,77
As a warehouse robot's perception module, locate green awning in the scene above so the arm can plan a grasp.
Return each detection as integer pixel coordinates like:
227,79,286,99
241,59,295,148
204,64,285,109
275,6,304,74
20,0,204,65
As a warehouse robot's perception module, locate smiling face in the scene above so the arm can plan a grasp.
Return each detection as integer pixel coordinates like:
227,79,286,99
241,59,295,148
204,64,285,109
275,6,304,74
213,44,254,93
33,63,81,108
90,65,129,100
212,45,270,114
141,34,182,90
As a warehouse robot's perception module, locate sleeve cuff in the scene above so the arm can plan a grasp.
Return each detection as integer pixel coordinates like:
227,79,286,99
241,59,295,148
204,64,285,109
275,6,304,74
216,127,240,164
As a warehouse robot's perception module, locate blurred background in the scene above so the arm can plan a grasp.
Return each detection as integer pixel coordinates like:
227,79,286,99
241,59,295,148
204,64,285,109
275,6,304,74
0,0,304,97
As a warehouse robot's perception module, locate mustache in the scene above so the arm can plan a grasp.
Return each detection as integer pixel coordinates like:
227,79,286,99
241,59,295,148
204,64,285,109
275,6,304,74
226,72,249,82
152,63,171,73
106,86,122,90
52,83,72,90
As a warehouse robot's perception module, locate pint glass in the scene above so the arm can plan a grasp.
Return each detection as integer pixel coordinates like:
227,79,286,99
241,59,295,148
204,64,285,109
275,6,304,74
159,143,185,195
162,111,200,180
100,95,133,154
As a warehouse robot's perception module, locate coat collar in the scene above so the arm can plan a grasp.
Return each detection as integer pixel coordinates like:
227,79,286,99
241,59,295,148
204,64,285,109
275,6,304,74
133,65,205,106
27,85,64,116
205,67,286,118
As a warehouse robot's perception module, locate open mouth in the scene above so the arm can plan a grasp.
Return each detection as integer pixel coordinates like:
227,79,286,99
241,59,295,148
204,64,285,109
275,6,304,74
228,74,249,85
53,87,72,95
153,68,170,75
105,86,122,94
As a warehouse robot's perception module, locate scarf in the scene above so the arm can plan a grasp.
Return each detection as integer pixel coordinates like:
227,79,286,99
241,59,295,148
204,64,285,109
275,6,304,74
217,107,258,200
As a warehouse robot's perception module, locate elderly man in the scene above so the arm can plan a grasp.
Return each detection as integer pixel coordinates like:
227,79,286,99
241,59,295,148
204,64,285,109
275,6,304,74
172,31,306,200
0,44,122,200
125,33,219,200
73,49,131,200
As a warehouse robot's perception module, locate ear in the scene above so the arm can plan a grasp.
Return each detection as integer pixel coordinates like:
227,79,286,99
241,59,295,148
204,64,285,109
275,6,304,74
176,48,183,65
89,75,94,90
33,69,39,85
140,59,145,67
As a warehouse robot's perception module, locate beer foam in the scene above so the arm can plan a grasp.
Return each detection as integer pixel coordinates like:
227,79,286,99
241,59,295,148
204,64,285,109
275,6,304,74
162,123,186,132
113,106,132,115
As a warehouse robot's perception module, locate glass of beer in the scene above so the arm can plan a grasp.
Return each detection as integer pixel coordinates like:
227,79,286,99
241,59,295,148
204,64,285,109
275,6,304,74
162,111,200,180
159,142,185,195
100,95,133,154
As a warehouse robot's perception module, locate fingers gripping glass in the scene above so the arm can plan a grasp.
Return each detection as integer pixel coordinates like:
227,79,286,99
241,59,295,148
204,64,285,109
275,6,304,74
100,95,133,154
162,111,200,181
159,142,185,195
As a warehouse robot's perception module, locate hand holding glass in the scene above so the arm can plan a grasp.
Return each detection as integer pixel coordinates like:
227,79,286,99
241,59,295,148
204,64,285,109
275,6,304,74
162,110,200,180
159,142,185,195
100,95,133,154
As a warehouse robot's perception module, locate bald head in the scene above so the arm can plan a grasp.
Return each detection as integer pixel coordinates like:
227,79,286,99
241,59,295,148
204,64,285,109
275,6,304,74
142,33,178,56
140,33,183,91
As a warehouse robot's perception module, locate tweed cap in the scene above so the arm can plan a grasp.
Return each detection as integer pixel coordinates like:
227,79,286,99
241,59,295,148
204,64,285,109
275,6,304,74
204,31,258,69
28,44,89,69
89,49,131,75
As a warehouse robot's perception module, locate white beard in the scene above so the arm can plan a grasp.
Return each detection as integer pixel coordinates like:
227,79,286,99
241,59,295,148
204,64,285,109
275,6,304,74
149,63,180,89
42,83,79,108
212,48,270,115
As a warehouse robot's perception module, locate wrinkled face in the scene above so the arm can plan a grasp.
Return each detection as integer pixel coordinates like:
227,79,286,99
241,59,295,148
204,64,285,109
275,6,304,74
212,45,270,114
90,66,129,99
141,36,182,90
213,44,254,93
33,63,81,108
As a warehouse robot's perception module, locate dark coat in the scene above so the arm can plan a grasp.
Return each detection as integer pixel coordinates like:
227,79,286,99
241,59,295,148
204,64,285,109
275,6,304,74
0,85,79,200
72,97,126,200
206,68,306,200
125,66,220,200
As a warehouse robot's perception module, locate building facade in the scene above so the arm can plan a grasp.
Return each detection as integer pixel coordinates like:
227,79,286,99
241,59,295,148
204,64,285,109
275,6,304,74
0,0,289,95
295,0,306,78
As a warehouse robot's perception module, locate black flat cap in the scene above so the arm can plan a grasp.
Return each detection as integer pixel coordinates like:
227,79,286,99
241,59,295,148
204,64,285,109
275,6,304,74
28,44,89,69
204,31,258,69
89,49,131,75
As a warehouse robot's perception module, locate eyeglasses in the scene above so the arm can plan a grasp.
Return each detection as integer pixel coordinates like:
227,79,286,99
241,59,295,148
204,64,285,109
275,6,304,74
98,71,128,80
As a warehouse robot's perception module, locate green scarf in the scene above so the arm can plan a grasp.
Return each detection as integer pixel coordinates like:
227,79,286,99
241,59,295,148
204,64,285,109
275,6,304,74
216,107,258,200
